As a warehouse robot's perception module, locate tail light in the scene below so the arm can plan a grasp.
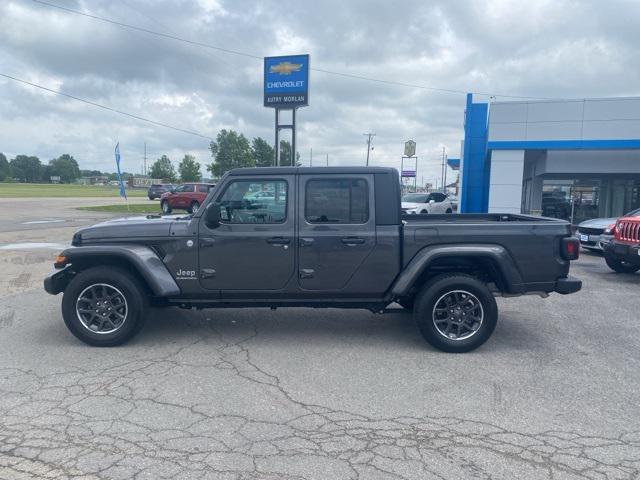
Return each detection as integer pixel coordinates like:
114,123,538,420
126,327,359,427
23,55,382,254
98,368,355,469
561,237,580,260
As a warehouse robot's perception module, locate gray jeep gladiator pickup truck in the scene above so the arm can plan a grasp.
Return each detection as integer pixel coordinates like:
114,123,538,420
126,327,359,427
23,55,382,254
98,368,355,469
44,167,581,352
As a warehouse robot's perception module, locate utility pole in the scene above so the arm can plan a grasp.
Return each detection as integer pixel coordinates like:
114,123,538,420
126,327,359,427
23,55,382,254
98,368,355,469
143,142,147,176
443,153,448,192
326,153,329,166
440,147,446,192
363,133,376,166
310,147,313,167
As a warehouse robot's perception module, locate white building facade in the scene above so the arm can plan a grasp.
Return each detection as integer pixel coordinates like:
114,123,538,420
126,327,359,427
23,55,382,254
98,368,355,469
459,94,640,224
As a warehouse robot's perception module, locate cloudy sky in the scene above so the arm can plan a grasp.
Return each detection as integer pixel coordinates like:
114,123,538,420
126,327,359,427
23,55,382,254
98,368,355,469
1,0,639,183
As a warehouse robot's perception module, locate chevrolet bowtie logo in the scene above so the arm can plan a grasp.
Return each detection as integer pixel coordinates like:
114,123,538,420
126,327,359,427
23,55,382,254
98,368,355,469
269,61,302,75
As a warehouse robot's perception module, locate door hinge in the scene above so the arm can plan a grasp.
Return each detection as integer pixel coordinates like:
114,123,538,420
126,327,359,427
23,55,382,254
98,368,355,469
299,268,314,279
201,268,216,279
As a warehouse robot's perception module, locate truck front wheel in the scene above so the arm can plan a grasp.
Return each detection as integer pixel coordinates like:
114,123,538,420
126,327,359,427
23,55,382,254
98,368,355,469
61,266,148,346
413,274,497,353
604,253,640,273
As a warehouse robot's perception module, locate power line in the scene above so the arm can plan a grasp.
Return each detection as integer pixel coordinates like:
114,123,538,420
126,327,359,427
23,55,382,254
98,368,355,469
30,0,560,101
0,73,213,140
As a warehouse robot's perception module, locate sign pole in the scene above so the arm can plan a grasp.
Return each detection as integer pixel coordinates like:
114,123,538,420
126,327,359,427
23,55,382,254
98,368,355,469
292,108,297,166
264,54,309,166
275,108,280,166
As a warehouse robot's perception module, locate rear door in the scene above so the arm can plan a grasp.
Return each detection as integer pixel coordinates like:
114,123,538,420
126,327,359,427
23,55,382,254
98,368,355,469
297,174,376,290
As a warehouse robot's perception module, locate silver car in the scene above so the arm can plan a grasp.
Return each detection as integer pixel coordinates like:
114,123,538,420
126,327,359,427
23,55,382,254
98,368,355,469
576,208,640,250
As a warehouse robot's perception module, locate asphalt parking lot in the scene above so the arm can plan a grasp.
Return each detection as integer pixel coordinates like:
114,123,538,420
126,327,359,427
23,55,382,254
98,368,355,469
1,199,640,479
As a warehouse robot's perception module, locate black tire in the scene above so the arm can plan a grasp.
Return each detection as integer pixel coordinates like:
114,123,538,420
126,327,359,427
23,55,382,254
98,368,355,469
413,273,497,353
161,200,172,214
148,195,153,200
446,208,453,214
421,210,428,214
61,266,148,346
604,253,640,274
189,201,200,214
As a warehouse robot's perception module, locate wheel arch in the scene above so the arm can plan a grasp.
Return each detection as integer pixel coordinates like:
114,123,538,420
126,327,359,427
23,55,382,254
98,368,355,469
56,245,180,297
390,244,524,300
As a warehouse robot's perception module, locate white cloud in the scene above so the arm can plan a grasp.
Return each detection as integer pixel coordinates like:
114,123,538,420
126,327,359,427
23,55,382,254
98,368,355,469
0,0,639,184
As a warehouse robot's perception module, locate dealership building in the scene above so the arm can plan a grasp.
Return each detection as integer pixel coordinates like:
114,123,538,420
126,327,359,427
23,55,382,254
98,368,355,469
458,94,640,224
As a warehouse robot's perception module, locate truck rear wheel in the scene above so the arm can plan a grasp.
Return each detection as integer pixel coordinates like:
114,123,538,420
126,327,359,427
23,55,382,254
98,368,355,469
604,253,640,273
161,200,172,214
413,274,497,353
61,266,148,346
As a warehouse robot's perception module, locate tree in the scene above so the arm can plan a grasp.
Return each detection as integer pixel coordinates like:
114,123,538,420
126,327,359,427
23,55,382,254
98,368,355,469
207,129,254,178
48,154,80,183
279,140,301,167
0,153,9,181
10,155,42,182
178,154,201,182
251,137,275,167
81,169,104,177
149,155,176,182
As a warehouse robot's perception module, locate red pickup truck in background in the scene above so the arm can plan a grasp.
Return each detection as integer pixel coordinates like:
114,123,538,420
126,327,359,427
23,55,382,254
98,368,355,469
604,216,640,273
160,183,215,214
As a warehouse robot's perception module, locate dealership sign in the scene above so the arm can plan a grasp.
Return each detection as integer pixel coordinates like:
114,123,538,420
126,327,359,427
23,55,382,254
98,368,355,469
264,54,309,108
401,170,417,178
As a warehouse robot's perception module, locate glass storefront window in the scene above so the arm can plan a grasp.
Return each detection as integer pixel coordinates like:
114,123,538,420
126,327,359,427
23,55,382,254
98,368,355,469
541,179,602,224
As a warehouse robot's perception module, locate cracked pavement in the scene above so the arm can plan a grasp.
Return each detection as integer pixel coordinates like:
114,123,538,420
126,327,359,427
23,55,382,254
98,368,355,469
0,201,639,478
0,255,639,478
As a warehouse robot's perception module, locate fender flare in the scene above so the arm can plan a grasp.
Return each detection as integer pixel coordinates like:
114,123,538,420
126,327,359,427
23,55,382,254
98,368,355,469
59,244,180,297
390,244,524,297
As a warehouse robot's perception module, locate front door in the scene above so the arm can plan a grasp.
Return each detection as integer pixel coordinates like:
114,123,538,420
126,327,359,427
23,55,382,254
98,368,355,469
198,177,295,290
297,174,376,291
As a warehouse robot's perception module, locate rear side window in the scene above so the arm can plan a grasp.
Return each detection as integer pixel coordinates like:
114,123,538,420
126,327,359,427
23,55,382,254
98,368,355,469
305,178,369,224
197,185,209,193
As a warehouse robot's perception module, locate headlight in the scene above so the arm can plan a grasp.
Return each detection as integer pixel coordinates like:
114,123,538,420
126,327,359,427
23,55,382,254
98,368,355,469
603,223,616,235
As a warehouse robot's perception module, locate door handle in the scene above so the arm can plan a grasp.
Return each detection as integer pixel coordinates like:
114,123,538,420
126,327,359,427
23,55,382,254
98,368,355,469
299,237,314,247
266,237,291,245
200,237,216,248
299,268,314,279
341,237,365,245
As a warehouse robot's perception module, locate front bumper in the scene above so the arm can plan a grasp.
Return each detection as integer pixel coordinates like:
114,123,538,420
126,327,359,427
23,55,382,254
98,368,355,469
604,241,640,264
43,264,73,295
554,276,582,295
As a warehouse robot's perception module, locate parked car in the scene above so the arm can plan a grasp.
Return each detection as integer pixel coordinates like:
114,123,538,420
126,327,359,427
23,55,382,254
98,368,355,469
401,192,454,214
147,183,174,200
45,167,580,353
577,208,640,251
603,215,640,273
160,183,215,214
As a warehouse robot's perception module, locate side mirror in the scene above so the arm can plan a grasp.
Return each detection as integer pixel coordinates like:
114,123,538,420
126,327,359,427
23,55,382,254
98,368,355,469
429,199,435,204
205,202,222,228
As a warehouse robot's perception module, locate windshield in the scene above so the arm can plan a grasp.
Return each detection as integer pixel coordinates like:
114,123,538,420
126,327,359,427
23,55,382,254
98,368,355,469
626,207,640,217
402,194,428,203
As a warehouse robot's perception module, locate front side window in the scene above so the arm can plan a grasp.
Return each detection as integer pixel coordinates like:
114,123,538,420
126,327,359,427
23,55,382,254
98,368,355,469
305,178,368,224
217,180,287,223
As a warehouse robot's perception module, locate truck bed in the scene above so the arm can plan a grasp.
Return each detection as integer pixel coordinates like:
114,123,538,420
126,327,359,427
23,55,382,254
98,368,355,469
402,213,572,288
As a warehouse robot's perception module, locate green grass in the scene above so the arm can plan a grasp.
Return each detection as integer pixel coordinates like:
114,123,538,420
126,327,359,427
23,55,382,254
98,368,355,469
0,183,149,198
76,203,161,214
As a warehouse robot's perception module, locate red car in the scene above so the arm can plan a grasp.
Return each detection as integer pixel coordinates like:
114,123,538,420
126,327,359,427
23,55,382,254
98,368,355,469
160,183,215,214
603,216,640,273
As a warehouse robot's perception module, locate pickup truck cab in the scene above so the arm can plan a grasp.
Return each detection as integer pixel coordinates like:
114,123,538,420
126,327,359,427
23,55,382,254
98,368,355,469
401,192,454,214
603,216,640,273
160,183,215,214
45,167,581,352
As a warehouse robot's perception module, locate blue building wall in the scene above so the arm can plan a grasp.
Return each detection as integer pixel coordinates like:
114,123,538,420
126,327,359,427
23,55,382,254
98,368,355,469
459,94,489,213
